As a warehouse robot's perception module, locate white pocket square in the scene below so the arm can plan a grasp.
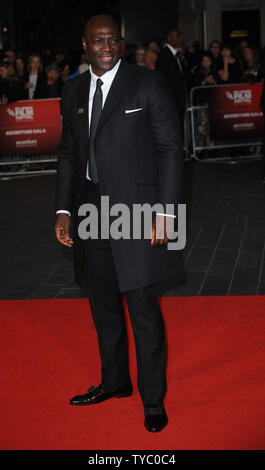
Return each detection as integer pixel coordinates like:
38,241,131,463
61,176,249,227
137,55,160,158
78,108,84,114
125,108,143,114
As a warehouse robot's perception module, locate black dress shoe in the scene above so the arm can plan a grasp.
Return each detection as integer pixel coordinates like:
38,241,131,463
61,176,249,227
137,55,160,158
144,408,168,432
70,383,132,405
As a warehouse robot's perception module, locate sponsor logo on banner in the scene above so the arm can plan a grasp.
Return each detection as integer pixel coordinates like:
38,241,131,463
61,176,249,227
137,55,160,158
208,83,263,139
225,89,252,105
0,99,61,155
6,106,34,121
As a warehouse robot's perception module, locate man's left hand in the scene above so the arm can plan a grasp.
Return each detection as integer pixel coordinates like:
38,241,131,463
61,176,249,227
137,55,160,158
150,214,174,247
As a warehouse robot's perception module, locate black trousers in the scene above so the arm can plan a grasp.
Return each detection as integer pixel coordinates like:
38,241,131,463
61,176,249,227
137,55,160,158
82,179,167,415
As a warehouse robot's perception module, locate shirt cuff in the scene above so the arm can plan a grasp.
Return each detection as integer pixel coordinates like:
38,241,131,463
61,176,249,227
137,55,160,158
156,212,176,218
56,210,71,217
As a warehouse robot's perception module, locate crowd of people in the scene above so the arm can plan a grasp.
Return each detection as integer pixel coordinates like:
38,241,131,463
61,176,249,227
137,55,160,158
0,26,264,110
135,35,263,85
133,28,265,135
0,49,72,104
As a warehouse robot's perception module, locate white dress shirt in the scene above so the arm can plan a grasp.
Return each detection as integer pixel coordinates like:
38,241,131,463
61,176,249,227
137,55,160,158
56,57,175,219
86,58,121,180
28,73,38,100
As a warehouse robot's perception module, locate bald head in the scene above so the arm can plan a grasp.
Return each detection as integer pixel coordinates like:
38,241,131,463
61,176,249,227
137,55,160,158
82,14,121,77
84,15,119,36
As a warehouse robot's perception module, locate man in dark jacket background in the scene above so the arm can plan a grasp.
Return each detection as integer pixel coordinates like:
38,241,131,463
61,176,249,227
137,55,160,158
156,26,189,137
35,64,64,99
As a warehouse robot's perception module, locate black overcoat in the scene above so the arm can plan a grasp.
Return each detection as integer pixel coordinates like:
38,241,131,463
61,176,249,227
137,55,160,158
55,59,184,292
155,46,188,117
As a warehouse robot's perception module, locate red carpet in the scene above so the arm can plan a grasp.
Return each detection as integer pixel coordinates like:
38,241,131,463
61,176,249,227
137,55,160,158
0,296,265,450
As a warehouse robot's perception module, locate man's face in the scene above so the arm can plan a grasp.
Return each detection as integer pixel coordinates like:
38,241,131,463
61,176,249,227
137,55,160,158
47,70,59,82
167,29,182,49
82,20,121,76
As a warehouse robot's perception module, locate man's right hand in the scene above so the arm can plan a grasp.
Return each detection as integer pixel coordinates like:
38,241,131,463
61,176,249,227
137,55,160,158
54,213,73,247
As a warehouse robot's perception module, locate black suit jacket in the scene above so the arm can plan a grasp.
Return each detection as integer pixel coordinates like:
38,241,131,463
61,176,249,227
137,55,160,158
156,46,188,117
34,76,64,99
23,72,46,100
55,58,184,292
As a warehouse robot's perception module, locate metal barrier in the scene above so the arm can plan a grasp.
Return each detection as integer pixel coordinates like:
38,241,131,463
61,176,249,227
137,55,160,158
0,153,58,179
187,82,263,163
0,98,61,179
1,86,263,177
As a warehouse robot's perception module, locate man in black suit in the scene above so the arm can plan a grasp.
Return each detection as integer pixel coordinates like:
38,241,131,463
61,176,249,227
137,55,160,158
54,15,183,433
156,27,189,136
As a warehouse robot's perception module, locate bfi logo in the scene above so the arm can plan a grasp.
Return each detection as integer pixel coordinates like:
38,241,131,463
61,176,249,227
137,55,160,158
226,89,252,105
7,106,34,121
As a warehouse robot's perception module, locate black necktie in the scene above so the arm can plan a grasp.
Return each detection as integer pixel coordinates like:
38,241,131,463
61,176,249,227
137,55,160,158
88,78,103,184
174,51,183,75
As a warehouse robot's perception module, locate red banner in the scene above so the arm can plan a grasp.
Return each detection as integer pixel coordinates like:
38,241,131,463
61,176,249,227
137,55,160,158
208,83,264,140
0,98,62,156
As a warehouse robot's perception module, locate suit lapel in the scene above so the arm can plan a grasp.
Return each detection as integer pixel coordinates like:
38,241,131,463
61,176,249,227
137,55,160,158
75,60,131,144
76,70,91,143
165,46,182,75
97,59,131,132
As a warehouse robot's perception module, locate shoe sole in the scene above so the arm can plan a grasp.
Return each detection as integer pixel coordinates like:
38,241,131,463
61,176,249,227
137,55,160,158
144,422,168,432
144,418,168,432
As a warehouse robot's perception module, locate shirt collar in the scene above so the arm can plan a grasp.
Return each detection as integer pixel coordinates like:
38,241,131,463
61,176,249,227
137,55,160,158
89,58,121,86
165,43,178,56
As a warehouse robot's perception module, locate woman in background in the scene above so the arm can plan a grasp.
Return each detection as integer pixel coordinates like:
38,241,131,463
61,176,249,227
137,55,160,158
135,46,145,67
241,45,261,83
144,48,158,70
190,51,217,88
24,53,44,100
217,45,242,84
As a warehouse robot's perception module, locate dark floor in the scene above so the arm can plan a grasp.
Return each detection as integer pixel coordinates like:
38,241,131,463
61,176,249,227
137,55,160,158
1,158,265,299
